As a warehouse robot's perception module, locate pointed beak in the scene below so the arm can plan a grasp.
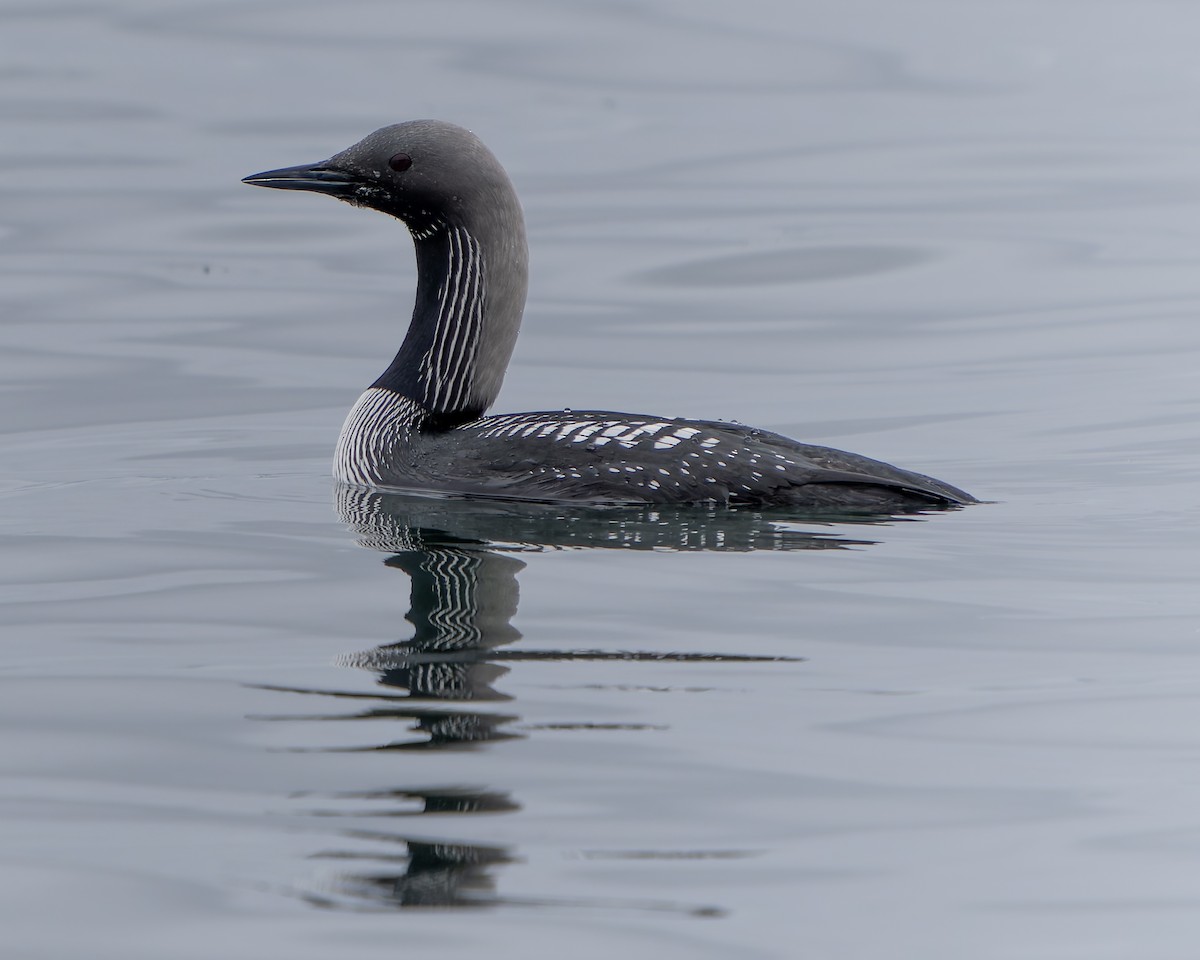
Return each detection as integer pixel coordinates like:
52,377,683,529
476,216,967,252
242,162,362,197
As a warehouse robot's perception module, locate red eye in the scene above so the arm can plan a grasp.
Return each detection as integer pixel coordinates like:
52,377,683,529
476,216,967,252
388,153,413,172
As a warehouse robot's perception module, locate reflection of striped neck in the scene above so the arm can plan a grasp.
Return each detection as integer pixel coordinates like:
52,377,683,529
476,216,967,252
418,225,484,415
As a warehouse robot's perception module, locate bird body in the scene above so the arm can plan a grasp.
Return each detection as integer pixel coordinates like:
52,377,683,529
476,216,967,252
244,121,974,511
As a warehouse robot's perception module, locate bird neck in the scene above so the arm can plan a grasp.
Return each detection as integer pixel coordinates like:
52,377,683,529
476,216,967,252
372,214,528,428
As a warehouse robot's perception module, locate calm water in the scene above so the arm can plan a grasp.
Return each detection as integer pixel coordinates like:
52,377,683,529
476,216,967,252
4,1,1200,957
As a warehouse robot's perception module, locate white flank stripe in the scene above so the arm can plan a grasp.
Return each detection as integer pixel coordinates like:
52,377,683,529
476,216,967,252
334,387,422,485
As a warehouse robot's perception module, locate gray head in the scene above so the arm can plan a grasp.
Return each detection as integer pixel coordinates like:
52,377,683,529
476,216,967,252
244,121,529,421
243,120,524,238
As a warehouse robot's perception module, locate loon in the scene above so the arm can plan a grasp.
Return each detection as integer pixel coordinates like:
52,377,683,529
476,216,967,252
243,121,974,511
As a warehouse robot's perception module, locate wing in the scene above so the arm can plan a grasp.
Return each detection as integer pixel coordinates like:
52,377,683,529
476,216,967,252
391,411,973,510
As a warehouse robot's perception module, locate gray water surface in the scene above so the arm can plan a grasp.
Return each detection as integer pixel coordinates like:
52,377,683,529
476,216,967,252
4,2,1200,958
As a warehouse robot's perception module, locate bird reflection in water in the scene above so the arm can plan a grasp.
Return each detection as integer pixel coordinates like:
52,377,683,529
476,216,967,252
264,486,889,911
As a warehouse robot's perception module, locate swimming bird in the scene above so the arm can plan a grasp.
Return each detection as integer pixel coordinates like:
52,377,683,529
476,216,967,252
243,121,974,511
